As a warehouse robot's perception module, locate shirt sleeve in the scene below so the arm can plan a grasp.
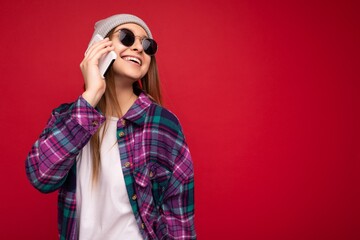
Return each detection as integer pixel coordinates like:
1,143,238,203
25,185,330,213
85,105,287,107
161,121,196,239
25,96,106,193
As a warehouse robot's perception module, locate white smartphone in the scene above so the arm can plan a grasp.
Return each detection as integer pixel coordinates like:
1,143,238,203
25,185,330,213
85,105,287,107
86,34,117,78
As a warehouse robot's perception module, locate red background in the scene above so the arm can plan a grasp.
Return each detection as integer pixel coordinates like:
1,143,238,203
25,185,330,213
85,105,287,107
0,0,359,239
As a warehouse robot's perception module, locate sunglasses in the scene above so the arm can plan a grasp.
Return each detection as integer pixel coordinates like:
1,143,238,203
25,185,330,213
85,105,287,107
116,28,158,56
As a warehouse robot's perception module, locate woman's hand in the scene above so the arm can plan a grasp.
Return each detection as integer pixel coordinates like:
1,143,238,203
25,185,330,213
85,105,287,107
80,38,115,107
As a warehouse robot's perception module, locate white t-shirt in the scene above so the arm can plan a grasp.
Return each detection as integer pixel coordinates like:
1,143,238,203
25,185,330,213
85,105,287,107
76,117,143,240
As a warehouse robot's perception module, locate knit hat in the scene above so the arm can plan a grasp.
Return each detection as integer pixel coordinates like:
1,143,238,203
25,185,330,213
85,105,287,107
90,14,153,45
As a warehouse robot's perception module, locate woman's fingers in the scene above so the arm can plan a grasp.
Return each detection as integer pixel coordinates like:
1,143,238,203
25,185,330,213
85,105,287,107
80,37,115,72
85,38,113,59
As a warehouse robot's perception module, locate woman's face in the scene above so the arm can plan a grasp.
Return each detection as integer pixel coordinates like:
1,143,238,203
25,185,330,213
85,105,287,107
110,23,151,81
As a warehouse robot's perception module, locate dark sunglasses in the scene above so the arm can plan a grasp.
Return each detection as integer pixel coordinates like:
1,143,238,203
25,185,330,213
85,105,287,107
116,28,158,56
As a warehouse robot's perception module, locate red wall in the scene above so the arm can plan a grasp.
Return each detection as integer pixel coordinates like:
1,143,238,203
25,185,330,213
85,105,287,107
0,0,359,239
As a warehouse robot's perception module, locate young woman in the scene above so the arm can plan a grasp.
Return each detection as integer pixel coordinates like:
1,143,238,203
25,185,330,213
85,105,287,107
25,14,196,240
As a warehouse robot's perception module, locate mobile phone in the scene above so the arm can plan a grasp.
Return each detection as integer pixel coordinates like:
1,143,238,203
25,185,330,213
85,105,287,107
86,34,117,78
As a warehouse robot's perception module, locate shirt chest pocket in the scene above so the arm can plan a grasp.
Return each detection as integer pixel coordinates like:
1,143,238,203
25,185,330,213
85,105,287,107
134,163,172,207
150,163,172,207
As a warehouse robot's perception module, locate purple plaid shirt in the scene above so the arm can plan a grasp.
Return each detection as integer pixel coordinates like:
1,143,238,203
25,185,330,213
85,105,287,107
25,92,196,239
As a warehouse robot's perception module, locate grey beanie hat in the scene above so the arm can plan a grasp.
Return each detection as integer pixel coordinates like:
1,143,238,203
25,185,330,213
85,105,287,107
90,14,153,42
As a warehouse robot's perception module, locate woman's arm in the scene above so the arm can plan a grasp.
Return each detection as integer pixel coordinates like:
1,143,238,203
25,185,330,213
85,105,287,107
25,96,105,193
26,36,113,193
159,112,196,239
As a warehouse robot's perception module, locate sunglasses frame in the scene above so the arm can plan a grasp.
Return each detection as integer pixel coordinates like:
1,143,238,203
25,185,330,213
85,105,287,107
115,28,157,56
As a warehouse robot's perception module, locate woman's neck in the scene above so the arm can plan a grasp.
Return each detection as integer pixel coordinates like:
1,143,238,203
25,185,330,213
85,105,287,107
114,78,138,118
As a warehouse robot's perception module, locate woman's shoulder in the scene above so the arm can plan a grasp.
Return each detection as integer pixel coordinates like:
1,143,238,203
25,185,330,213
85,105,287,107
147,102,183,133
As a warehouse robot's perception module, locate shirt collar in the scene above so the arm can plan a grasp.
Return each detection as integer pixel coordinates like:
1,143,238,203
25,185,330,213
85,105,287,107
123,92,152,126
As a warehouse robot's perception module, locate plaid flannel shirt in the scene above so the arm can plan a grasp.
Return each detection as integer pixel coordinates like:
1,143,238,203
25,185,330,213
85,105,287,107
25,92,196,240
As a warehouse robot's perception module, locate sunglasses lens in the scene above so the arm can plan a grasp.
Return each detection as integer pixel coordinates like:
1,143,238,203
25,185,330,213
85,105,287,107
119,29,135,47
143,39,158,56
119,29,157,55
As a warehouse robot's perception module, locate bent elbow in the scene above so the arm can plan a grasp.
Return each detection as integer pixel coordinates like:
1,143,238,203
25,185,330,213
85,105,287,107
26,174,60,194
25,167,65,194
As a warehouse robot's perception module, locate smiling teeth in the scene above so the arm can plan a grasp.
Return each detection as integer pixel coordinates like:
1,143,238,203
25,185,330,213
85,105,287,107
123,56,142,65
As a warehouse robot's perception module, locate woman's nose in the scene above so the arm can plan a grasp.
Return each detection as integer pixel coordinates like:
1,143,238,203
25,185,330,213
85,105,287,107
131,37,143,53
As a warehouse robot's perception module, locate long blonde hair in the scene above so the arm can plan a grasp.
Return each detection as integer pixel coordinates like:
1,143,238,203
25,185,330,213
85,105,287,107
89,27,162,183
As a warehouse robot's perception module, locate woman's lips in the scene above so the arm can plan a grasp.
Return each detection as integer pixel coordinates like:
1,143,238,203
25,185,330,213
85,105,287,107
121,56,142,66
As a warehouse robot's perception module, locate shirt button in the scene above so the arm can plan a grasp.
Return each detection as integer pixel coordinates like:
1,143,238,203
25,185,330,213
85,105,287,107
149,171,154,178
141,223,145,229
92,120,98,126
121,119,126,126
132,194,137,200
118,131,125,137
124,162,131,168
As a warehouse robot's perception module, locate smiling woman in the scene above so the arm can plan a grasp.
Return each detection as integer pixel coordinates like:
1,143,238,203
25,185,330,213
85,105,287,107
25,14,196,240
